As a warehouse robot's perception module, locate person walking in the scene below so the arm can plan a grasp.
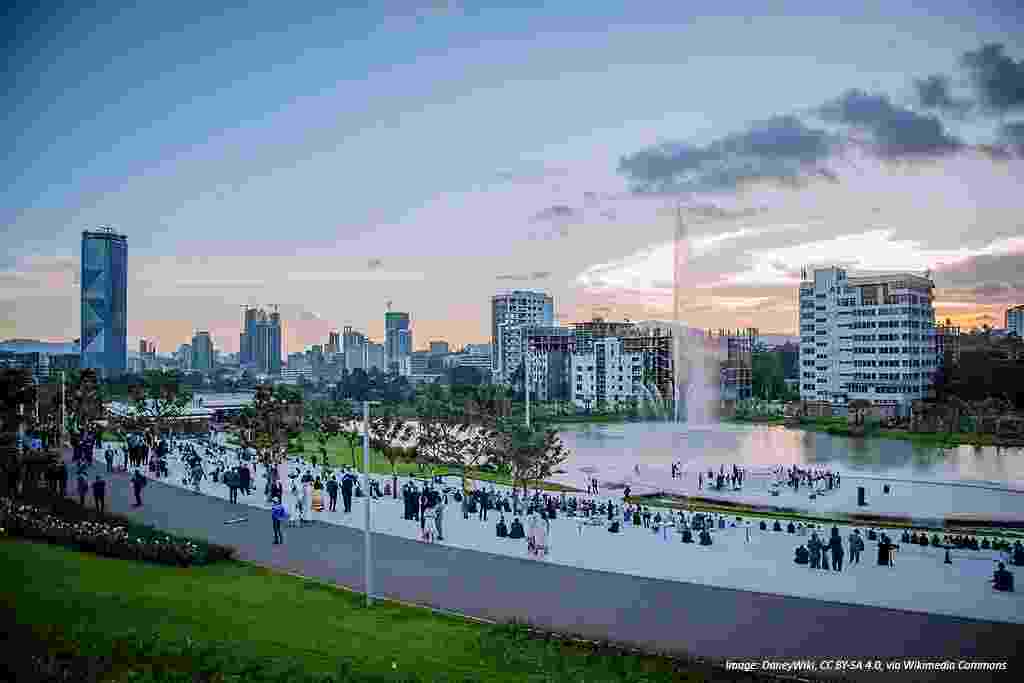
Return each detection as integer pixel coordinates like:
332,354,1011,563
91,474,106,514
271,497,287,544
434,496,445,541
105,449,114,473
226,469,239,504
131,469,147,506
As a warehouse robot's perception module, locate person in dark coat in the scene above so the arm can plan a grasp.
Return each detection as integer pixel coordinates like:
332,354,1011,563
496,516,508,538
992,562,1014,592
878,533,897,566
76,472,88,506
326,476,339,512
509,517,525,539
829,528,844,571
808,533,822,569
238,465,251,495
794,545,809,565
91,475,106,514
341,471,356,513
58,462,68,498
131,469,147,506
105,449,114,473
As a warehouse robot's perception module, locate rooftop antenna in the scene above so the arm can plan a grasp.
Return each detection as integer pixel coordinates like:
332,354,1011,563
386,300,393,312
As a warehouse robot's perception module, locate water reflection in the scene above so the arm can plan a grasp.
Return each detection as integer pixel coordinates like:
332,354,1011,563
557,422,1024,488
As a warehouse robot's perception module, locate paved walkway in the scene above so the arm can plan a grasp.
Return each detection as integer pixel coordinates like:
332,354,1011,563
68,456,1023,678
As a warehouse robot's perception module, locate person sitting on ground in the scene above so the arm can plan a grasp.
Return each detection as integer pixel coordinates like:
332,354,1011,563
787,521,796,534
907,531,917,544
1013,542,1024,567
759,520,767,531
509,517,526,539
773,520,782,532
608,519,621,533
794,544,810,565
699,529,713,546
992,562,1014,592
681,528,694,544
496,515,509,538
867,528,878,541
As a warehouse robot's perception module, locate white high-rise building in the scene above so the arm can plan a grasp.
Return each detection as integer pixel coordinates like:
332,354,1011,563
570,337,643,411
798,266,938,416
491,290,553,385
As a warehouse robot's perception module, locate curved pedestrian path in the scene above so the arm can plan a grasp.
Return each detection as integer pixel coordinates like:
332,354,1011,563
66,451,1023,676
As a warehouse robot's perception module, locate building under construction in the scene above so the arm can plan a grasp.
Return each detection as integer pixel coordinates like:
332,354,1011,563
621,324,675,401
711,328,758,413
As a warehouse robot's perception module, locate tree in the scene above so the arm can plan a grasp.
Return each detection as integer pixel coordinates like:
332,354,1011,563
335,400,365,470
1,369,36,494
752,351,787,401
413,388,468,476
368,406,415,496
234,385,303,497
66,369,105,450
111,370,192,453
493,421,568,497
305,399,342,468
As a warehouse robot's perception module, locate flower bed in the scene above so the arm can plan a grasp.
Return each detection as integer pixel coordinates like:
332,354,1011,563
0,497,234,566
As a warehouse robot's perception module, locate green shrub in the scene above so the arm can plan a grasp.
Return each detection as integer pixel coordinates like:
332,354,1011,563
0,497,234,567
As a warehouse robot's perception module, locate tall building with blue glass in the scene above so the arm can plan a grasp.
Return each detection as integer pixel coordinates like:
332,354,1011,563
81,227,127,377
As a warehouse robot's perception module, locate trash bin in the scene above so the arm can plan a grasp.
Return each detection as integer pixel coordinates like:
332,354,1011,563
857,486,866,506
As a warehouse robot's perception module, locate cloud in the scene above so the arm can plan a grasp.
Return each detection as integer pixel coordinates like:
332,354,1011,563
494,165,570,184
285,271,426,282
530,204,579,223
999,122,1024,154
818,90,961,158
368,257,384,270
914,74,972,117
176,279,266,288
495,271,553,282
960,44,1024,115
600,209,617,221
618,115,834,194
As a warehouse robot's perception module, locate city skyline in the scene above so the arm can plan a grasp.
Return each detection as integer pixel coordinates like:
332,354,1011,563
4,2,1024,355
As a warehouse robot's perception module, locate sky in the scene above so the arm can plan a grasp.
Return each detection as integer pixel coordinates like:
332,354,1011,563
3,0,1024,356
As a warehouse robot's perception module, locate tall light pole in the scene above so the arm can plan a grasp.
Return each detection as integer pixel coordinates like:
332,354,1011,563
673,201,689,423
362,400,374,607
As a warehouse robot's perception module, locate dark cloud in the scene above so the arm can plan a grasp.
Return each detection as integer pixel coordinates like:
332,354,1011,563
932,249,1024,288
960,44,1024,115
530,204,579,223
914,74,972,117
818,90,961,158
681,204,768,223
583,191,600,206
531,271,551,280
600,209,617,221
618,116,834,194
999,122,1024,153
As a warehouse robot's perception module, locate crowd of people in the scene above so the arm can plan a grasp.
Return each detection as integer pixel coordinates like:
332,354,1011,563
54,432,1024,594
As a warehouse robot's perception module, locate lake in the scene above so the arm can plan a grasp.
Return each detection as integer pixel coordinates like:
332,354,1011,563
557,421,1024,490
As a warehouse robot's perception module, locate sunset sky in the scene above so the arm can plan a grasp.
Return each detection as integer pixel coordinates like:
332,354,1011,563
3,1,1023,355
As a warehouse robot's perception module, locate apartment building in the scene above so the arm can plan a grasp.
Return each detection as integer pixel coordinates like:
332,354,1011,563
491,290,553,384
798,266,937,416
569,336,643,411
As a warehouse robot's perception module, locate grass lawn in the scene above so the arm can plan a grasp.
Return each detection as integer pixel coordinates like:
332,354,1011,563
0,538,764,683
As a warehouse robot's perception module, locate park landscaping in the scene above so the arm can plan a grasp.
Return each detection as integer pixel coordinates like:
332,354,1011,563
1,538,772,683
0,494,234,567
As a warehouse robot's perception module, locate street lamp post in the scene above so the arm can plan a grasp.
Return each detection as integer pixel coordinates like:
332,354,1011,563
362,400,374,607
525,349,531,429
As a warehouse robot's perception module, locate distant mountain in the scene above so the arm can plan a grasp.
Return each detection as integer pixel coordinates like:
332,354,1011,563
0,339,79,355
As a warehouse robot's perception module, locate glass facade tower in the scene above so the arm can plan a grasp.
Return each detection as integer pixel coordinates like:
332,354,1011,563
81,228,127,377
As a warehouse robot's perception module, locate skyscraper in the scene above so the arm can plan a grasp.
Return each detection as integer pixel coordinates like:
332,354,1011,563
191,331,214,372
81,227,127,378
385,311,412,372
240,307,259,366
328,330,341,354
